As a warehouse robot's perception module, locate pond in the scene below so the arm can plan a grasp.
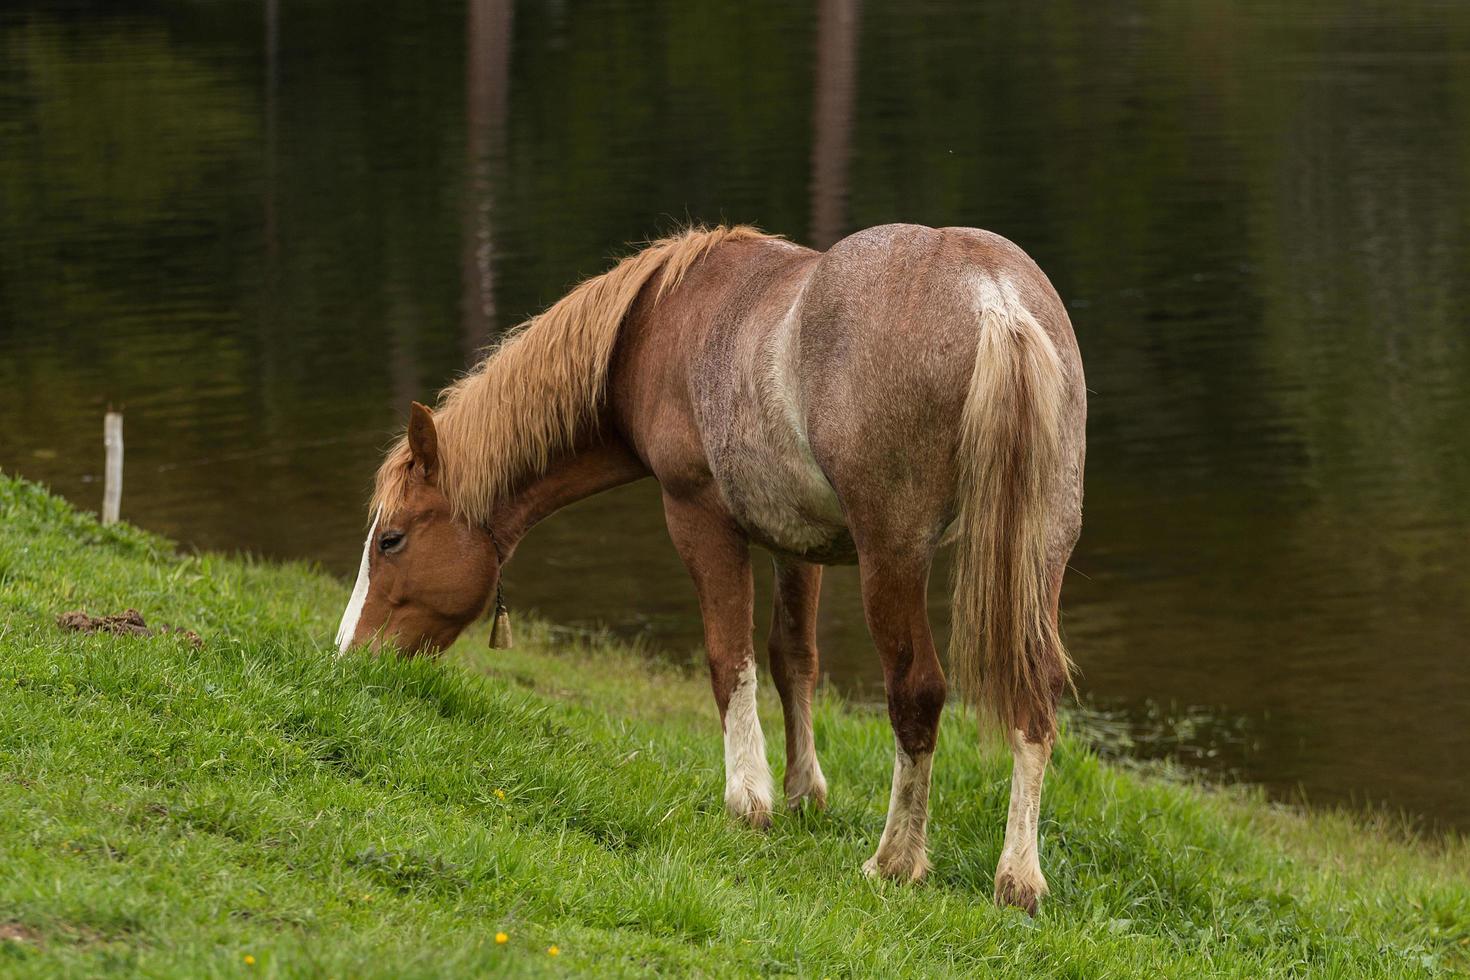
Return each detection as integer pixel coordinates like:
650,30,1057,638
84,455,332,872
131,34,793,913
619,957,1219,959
2,0,1468,829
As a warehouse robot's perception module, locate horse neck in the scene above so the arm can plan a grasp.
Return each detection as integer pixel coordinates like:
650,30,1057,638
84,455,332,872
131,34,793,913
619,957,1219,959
487,424,648,560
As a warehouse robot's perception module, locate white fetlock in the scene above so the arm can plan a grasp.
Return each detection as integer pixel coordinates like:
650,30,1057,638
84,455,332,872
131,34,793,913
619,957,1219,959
785,758,828,811
863,744,933,882
723,661,774,829
993,729,1052,915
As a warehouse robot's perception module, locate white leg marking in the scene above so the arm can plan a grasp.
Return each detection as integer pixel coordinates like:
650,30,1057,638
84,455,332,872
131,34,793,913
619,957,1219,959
784,689,828,809
994,729,1051,909
723,660,774,827
863,742,933,881
335,512,379,654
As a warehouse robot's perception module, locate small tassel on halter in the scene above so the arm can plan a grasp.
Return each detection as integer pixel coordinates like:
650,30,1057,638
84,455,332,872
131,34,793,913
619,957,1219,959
488,581,513,649
486,528,513,650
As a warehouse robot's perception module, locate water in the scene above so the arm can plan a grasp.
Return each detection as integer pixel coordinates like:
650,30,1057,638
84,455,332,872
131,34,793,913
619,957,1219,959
2,0,1468,829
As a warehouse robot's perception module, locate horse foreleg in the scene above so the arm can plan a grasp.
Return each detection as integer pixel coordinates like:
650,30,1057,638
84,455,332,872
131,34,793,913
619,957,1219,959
857,555,946,881
663,492,774,829
769,558,827,810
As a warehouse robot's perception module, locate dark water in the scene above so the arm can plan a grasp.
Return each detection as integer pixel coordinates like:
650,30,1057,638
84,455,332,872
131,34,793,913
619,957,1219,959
2,1,1468,829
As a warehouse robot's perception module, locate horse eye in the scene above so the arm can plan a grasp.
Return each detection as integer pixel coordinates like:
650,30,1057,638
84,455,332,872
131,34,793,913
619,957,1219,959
378,531,405,554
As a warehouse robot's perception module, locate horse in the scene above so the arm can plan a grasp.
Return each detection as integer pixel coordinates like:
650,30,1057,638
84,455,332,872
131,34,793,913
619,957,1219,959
335,223,1086,914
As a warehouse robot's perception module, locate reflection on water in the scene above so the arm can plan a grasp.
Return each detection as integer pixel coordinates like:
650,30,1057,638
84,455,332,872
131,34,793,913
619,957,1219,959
1,1,1468,828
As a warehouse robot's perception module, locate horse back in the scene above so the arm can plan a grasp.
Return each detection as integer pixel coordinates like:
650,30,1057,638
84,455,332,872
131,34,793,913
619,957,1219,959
610,225,1084,563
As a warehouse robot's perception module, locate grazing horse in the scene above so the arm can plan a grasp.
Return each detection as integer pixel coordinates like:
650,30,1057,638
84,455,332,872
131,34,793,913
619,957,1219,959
336,224,1085,913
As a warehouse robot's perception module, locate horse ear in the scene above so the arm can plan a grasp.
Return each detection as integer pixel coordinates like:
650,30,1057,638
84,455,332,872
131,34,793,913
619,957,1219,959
407,401,439,483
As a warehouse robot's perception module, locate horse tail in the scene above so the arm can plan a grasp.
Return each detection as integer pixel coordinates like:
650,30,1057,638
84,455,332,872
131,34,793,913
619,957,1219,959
949,286,1073,740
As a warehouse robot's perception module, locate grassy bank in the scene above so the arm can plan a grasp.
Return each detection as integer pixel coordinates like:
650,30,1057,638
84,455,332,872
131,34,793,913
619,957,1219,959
0,472,1466,978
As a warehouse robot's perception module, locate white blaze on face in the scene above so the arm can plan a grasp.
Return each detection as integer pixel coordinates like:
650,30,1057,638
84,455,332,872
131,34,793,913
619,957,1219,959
335,511,379,653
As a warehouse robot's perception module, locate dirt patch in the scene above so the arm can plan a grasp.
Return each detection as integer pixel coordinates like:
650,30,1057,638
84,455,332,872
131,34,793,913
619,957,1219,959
0,921,43,945
0,920,116,949
57,608,202,649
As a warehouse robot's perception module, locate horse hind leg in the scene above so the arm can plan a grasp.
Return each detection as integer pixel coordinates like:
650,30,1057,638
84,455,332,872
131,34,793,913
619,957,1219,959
992,555,1070,913
768,559,828,810
856,551,946,882
993,728,1053,913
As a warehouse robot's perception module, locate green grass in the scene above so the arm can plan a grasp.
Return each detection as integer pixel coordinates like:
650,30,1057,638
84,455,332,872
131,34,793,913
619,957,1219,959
0,471,1466,978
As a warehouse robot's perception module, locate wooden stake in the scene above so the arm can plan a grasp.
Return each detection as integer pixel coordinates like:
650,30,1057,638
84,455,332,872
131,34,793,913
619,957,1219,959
102,411,123,525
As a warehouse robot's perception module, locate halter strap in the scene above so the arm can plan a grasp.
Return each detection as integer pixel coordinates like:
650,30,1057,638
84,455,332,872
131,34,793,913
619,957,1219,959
487,525,507,619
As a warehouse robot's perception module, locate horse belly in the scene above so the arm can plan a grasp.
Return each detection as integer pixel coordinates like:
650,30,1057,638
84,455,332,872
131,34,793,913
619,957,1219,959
720,446,856,564
692,251,856,563
707,360,856,564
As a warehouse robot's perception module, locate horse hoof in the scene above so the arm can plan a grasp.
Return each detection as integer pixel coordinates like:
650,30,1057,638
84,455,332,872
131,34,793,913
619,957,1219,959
861,849,930,883
785,783,828,813
726,794,772,830
993,869,1046,916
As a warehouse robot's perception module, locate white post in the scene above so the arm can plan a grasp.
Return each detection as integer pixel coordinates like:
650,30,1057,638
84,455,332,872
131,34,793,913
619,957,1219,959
102,411,123,525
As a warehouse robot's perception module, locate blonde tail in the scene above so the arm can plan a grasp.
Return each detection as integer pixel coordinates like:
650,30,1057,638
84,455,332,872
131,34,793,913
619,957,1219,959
950,288,1073,739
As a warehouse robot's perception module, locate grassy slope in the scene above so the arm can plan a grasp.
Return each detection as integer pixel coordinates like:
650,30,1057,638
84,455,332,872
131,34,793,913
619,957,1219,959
0,472,1466,978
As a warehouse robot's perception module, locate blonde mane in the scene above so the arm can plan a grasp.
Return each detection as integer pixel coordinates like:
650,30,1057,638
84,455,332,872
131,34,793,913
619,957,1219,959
371,224,772,524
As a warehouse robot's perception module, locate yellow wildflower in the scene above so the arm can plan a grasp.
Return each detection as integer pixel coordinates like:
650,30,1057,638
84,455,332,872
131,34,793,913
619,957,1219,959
243,954,256,965
495,932,508,945
547,945,560,956
494,788,506,799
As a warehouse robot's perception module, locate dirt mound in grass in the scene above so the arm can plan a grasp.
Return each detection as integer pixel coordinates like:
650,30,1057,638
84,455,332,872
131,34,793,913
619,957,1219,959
57,608,202,649
0,921,43,945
